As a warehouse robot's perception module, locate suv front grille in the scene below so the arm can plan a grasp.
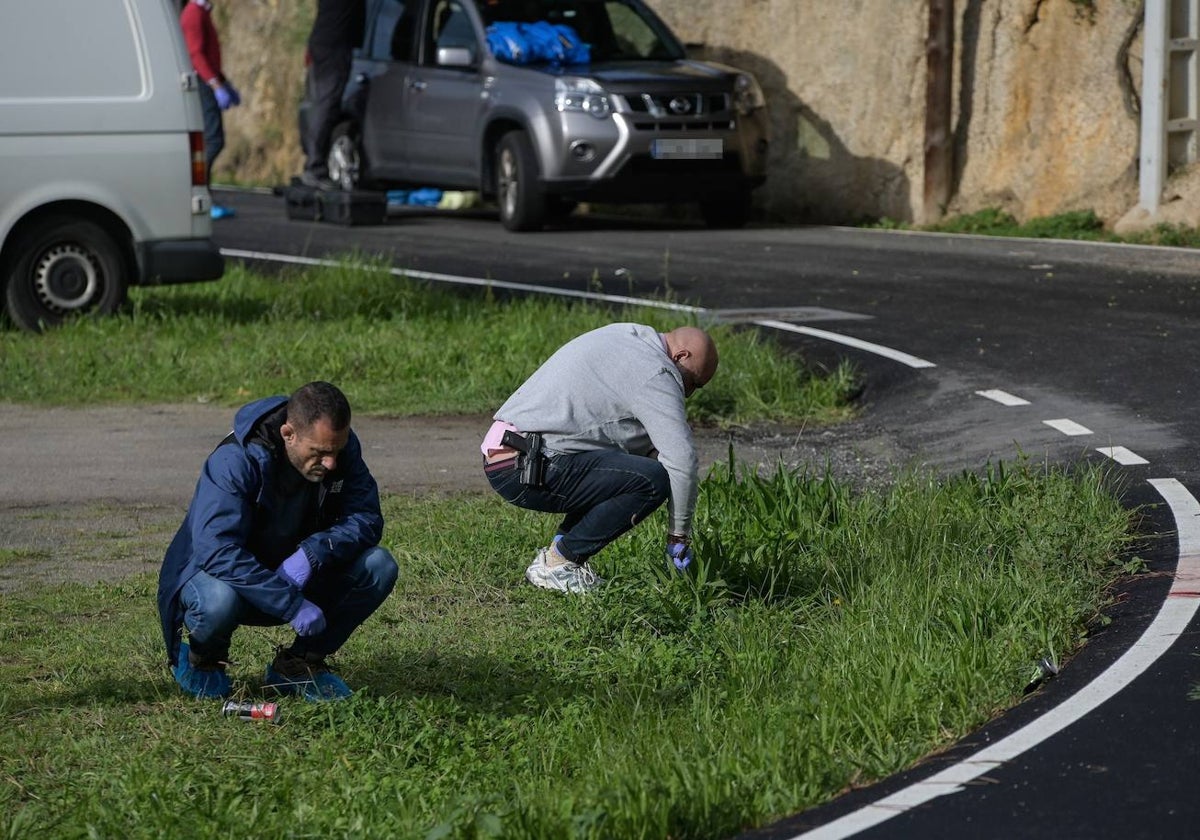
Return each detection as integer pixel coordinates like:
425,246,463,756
617,92,735,132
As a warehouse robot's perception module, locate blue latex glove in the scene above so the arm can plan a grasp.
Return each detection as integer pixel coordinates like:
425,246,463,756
213,84,234,110
289,599,326,636
277,548,312,589
226,82,241,107
666,536,693,571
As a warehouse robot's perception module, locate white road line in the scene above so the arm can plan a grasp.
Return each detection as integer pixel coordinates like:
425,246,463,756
1098,447,1150,466
789,477,1200,840
1043,418,1093,436
975,389,1030,406
220,248,705,313
753,320,937,369
221,249,934,367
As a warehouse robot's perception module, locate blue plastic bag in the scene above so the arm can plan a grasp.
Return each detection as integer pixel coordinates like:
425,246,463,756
486,21,589,66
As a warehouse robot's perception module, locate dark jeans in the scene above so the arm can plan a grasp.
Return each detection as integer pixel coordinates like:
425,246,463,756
179,546,397,661
303,43,353,178
486,449,669,562
197,81,224,177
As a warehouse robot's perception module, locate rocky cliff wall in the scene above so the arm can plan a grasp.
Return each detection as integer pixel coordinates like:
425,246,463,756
211,0,1148,225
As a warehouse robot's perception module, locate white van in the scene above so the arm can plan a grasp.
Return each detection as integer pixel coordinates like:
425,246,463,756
0,0,224,332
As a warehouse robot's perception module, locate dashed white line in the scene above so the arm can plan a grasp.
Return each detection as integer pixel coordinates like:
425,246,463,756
788,478,1200,840
1098,446,1149,466
1043,418,1093,436
975,389,1030,406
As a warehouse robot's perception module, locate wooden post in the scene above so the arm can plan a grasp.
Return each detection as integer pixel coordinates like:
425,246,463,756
924,0,954,222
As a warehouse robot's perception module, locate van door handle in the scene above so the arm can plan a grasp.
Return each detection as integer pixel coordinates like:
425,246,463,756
408,79,427,92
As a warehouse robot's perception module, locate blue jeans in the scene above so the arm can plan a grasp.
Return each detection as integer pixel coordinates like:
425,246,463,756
486,449,669,562
179,546,397,661
197,81,224,177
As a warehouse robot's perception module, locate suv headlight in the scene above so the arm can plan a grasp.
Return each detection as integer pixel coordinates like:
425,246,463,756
733,73,765,115
555,77,612,120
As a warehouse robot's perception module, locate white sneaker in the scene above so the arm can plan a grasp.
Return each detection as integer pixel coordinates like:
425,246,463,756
525,547,605,594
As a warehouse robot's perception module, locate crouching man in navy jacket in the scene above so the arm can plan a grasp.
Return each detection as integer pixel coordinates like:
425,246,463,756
158,381,397,701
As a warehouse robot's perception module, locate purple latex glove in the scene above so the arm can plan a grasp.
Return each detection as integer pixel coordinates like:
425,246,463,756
289,599,326,636
277,548,312,589
666,536,693,571
225,82,241,107
213,84,234,110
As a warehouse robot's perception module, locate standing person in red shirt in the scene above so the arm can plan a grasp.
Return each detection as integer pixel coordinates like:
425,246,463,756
301,0,365,190
180,0,241,219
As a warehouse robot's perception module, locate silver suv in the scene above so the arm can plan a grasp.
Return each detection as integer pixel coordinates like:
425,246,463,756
303,0,770,231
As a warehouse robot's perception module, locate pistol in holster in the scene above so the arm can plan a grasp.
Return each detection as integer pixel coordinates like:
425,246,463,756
501,429,547,487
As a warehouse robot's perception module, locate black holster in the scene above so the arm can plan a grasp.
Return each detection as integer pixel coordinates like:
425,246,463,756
501,429,546,487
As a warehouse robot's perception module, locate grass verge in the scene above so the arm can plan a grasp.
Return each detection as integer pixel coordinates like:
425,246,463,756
1,457,1136,839
0,260,855,427
873,207,1200,247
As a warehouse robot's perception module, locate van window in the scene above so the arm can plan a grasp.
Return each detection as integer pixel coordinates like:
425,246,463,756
0,0,144,99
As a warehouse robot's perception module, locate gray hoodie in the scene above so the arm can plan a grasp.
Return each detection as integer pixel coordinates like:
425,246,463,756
496,323,699,534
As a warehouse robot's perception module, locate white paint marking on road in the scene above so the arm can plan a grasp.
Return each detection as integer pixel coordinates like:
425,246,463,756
220,249,705,314
1043,418,1093,436
975,389,1030,406
788,477,1200,840
1098,446,1150,466
753,320,937,369
223,250,933,368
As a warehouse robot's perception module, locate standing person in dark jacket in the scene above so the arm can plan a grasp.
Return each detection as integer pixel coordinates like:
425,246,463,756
301,0,366,189
179,0,240,218
158,381,397,701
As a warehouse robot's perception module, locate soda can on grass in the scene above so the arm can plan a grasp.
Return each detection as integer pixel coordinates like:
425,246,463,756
222,700,280,723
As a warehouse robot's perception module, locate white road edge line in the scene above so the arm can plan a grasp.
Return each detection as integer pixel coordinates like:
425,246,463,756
975,389,1030,406
753,320,937,369
1044,418,1093,436
788,477,1200,840
1098,446,1150,466
221,250,934,367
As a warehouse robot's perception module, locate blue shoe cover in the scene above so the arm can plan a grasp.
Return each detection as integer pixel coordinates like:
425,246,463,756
264,656,352,702
210,205,236,220
174,642,231,699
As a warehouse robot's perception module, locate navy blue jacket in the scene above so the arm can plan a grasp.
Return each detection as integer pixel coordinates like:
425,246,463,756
157,396,383,665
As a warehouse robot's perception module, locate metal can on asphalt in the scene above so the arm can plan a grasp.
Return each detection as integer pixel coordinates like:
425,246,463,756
222,700,280,723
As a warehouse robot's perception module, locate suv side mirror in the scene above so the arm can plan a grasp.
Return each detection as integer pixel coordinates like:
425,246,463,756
437,46,474,68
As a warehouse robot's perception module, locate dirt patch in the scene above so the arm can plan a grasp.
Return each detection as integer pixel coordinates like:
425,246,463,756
0,403,907,593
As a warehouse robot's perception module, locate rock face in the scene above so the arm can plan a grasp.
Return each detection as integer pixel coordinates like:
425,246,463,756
210,0,1148,225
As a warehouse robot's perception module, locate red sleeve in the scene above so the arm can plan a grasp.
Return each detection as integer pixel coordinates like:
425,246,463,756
180,5,220,84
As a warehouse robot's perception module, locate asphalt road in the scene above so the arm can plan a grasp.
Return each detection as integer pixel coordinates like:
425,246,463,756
48,188,1200,837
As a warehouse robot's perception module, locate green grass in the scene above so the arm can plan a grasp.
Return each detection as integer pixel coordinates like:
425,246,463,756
1,457,1136,839
872,207,1200,247
0,261,855,427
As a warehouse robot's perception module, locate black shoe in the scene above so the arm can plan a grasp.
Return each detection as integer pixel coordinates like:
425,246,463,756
264,648,352,701
299,171,338,191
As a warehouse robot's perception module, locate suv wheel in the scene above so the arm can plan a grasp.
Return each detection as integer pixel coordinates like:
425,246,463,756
700,190,752,229
4,216,128,332
329,122,362,191
496,130,546,232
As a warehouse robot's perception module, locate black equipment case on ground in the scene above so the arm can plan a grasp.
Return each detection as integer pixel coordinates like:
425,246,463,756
319,189,388,226
283,180,387,226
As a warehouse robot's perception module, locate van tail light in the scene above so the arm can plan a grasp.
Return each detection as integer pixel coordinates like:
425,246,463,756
189,131,207,186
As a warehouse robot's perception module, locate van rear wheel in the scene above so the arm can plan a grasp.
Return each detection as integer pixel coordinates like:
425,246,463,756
4,216,128,333
496,130,546,232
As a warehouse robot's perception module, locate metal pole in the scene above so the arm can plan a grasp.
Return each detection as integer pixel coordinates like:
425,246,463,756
924,0,954,222
1139,0,1168,212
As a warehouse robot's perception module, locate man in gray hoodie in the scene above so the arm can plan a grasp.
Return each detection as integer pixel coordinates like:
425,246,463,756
482,323,718,593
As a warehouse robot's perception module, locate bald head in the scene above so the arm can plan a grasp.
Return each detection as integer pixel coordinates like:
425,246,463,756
664,326,718,397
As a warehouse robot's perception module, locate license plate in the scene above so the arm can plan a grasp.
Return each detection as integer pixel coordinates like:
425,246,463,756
651,138,723,160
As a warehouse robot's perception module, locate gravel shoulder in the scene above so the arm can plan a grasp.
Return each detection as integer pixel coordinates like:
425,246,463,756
0,403,909,593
